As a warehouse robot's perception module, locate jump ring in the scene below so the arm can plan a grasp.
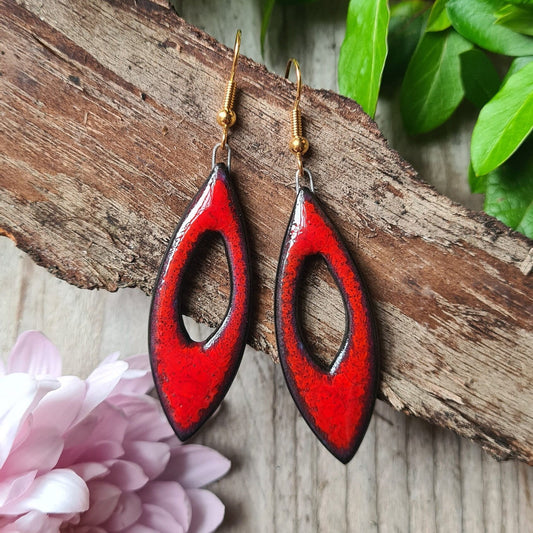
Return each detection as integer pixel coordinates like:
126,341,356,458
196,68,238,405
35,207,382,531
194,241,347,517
212,143,232,172
295,168,314,193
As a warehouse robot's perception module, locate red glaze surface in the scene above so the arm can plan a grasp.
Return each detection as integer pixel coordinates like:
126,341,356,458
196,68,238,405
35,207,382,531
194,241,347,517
149,163,251,441
275,187,378,463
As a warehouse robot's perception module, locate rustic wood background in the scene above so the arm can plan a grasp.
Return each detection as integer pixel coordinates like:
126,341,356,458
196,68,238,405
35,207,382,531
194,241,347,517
1,0,532,531
1,0,532,463
2,238,533,532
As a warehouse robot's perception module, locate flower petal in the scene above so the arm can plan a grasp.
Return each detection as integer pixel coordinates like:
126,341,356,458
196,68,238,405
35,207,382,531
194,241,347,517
123,441,170,480
80,481,121,526
161,444,231,488
7,331,62,377
32,376,86,435
61,403,127,466
187,488,225,533
138,481,192,530
102,491,142,532
69,462,110,482
0,470,37,507
0,373,58,468
104,459,149,491
123,525,158,533
99,351,121,365
138,503,184,533
1,426,63,477
1,510,61,533
76,402,128,446
112,395,174,441
1,469,89,515
75,360,128,423
112,354,153,396
69,440,125,465
124,354,150,372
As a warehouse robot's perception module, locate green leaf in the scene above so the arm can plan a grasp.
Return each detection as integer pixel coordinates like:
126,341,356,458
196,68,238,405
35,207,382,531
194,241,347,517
383,1,430,84
390,0,429,28
517,203,533,237
495,5,533,37
460,49,500,108
506,0,533,6
261,0,276,56
471,61,533,175
426,0,451,32
338,0,390,117
468,162,488,193
484,147,533,238
502,55,533,84
400,30,473,135
446,0,533,56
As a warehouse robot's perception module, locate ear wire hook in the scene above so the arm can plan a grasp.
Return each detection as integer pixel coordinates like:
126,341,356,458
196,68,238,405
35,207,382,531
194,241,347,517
216,29,242,150
285,58,309,181
285,58,302,107
231,29,241,83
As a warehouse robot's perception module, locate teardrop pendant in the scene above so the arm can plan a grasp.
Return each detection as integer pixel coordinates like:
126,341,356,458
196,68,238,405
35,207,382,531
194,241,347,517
275,186,378,463
149,163,251,440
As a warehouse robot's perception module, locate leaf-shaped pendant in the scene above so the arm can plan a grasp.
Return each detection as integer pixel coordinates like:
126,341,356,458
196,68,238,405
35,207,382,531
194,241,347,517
149,163,251,440
275,186,379,463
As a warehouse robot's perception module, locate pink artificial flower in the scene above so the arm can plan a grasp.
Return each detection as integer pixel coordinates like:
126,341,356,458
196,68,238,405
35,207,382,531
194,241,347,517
0,331,230,532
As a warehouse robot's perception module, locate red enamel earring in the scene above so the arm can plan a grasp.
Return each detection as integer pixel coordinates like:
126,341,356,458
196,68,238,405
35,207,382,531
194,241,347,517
275,59,379,463
149,31,251,441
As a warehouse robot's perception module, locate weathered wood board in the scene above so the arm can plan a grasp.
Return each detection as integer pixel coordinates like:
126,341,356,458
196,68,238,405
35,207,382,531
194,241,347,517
2,237,532,533
0,0,532,464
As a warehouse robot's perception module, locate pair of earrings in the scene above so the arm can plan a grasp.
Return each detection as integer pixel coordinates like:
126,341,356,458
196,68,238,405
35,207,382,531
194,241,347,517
149,31,378,464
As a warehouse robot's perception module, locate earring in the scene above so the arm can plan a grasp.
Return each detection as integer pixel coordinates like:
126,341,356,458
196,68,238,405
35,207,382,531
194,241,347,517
275,59,379,463
149,31,251,441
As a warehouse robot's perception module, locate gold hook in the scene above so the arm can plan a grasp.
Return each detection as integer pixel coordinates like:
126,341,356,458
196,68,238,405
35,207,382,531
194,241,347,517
230,29,241,83
217,29,242,148
285,58,302,107
285,58,308,177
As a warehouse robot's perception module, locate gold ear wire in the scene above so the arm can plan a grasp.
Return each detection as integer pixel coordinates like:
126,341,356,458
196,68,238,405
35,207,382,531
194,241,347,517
285,58,302,104
231,29,241,82
285,58,309,178
217,30,242,148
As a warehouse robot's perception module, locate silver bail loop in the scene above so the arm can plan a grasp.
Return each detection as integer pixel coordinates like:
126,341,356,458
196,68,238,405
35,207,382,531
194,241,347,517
212,143,232,173
295,168,314,193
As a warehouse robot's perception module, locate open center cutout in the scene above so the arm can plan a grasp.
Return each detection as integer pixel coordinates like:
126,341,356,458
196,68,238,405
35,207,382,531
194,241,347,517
180,231,231,342
297,254,347,371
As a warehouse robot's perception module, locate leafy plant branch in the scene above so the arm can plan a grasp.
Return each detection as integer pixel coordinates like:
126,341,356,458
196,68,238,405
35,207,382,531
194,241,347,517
261,0,533,238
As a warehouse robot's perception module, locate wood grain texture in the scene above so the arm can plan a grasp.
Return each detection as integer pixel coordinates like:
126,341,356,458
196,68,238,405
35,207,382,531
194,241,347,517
1,237,532,532
0,0,532,466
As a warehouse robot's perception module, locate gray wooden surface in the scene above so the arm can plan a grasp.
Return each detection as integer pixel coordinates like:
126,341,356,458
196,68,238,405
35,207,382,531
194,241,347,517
1,0,531,531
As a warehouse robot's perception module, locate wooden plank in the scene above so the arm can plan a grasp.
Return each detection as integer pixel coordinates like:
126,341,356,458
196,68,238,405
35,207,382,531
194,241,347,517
0,0,532,465
1,237,532,531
